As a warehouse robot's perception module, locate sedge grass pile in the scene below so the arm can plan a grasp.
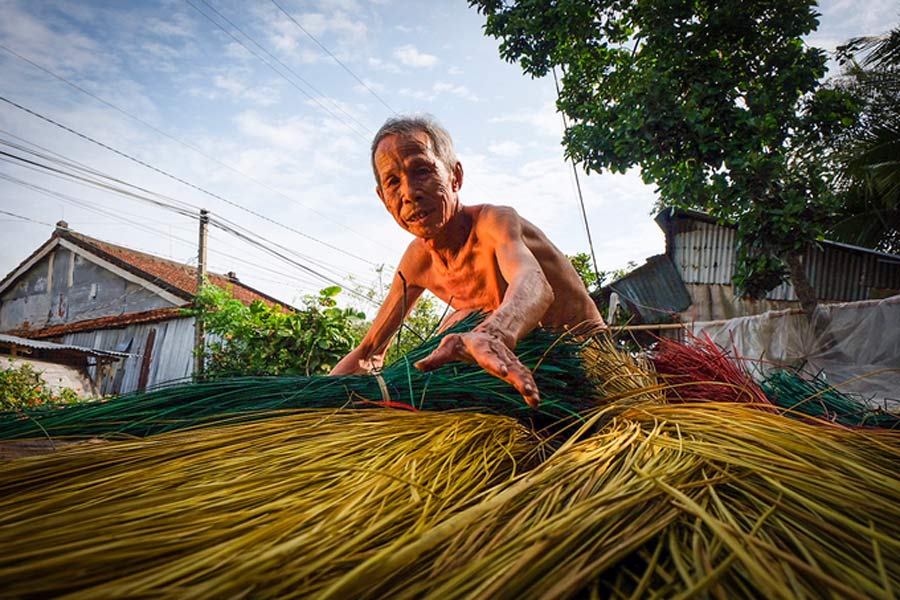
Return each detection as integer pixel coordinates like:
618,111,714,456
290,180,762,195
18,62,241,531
0,315,594,440
0,409,541,598
324,402,900,599
2,334,899,598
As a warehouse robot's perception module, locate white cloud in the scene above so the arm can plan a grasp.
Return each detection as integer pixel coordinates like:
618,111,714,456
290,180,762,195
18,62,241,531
145,13,193,37
399,82,478,102
368,57,400,72
354,78,385,94
488,141,522,157
448,66,463,76
200,73,280,106
393,44,438,68
234,111,318,150
490,101,564,138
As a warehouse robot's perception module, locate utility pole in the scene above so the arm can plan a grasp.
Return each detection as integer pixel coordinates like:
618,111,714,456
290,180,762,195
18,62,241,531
193,209,209,379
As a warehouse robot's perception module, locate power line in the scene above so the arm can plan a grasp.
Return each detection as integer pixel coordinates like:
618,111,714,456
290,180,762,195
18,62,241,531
0,208,53,227
0,172,337,295
268,0,396,114
192,0,373,135
209,215,377,305
0,138,372,280
0,96,379,266
0,148,200,219
552,66,601,285
0,43,393,251
184,0,370,141
0,150,372,288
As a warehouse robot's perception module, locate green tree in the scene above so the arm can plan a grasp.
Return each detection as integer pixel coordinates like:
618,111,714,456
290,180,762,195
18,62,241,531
471,0,859,312
384,293,445,364
827,25,900,252
187,282,365,378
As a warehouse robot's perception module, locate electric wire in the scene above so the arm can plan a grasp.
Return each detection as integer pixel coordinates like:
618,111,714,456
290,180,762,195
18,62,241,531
0,97,379,265
269,0,396,114
0,209,53,227
552,66,602,286
0,161,368,293
184,0,370,141
0,136,360,278
1,172,329,299
192,0,373,135
0,44,393,252
209,216,377,305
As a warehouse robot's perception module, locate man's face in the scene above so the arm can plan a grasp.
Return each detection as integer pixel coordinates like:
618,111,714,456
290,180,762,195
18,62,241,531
374,130,462,239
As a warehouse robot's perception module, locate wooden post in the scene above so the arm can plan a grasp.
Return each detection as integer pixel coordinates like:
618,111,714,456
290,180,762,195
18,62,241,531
193,209,209,379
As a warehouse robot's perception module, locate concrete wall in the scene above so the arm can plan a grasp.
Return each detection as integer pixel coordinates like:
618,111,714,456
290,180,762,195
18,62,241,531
1,247,173,331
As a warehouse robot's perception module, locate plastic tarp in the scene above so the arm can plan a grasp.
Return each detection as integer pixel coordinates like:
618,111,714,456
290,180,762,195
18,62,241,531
688,295,900,409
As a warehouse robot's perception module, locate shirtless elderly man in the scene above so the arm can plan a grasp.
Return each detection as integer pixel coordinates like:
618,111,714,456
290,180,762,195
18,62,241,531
330,116,604,407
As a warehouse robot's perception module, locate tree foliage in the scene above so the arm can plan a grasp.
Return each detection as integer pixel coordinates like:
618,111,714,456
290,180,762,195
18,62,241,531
384,293,444,365
471,0,859,303
187,283,365,378
826,24,900,253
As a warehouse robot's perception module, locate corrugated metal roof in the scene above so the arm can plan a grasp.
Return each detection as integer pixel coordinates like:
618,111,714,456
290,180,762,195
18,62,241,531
4,307,187,339
655,208,900,303
608,255,692,323
0,333,129,359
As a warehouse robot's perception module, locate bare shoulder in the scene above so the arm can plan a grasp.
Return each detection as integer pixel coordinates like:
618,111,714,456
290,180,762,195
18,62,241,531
396,238,432,283
468,204,524,240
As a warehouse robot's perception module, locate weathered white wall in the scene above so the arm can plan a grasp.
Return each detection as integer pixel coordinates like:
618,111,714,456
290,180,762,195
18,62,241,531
0,248,173,331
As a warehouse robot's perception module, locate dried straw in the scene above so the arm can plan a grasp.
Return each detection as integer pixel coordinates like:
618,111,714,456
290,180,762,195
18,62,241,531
0,409,540,598
324,402,900,599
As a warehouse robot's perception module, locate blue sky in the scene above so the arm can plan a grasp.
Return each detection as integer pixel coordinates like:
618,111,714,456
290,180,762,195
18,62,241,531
0,0,897,311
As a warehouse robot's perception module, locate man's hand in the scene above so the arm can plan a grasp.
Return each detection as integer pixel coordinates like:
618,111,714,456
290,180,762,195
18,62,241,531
414,331,540,408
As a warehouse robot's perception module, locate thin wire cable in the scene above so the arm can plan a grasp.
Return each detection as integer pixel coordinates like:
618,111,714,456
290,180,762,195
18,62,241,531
0,44,393,251
0,97,379,265
0,160,367,289
0,151,370,290
552,66,602,285
1,173,325,300
0,209,53,227
0,135,361,275
209,216,377,305
184,0,370,141
0,149,199,219
193,0,373,134
268,0,396,114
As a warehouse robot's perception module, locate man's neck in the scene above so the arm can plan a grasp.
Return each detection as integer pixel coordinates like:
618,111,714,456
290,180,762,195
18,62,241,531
423,204,471,266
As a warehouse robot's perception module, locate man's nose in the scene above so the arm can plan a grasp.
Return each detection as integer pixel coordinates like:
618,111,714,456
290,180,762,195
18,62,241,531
400,178,417,203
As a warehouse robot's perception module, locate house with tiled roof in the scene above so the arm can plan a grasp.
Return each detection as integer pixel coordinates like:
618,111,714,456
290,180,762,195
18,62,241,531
0,221,293,395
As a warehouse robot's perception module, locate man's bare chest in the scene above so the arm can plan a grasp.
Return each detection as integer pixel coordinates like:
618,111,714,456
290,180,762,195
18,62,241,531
422,252,506,310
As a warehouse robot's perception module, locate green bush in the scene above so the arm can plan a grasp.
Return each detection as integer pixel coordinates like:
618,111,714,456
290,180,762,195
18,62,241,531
0,360,81,409
188,283,367,378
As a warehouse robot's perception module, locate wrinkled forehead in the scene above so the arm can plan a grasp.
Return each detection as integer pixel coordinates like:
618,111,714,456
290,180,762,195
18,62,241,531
374,131,435,168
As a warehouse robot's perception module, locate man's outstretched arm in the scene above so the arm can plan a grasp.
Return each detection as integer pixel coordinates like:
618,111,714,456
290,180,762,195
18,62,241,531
415,207,553,407
330,270,424,375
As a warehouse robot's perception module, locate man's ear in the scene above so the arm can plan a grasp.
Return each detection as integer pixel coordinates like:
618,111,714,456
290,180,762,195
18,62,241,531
376,185,386,206
451,161,464,192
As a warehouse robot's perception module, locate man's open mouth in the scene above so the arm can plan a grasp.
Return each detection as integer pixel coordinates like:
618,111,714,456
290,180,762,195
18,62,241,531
407,210,429,223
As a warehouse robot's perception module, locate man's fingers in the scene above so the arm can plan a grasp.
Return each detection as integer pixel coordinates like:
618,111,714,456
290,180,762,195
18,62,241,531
414,335,464,371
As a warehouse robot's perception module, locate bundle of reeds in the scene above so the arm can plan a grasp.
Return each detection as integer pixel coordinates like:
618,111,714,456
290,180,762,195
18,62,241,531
324,402,900,599
0,409,541,598
762,368,900,429
0,316,596,440
651,332,771,406
650,332,900,427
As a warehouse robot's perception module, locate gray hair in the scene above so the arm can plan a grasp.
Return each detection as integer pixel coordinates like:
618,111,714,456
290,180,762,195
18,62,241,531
370,115,457,186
